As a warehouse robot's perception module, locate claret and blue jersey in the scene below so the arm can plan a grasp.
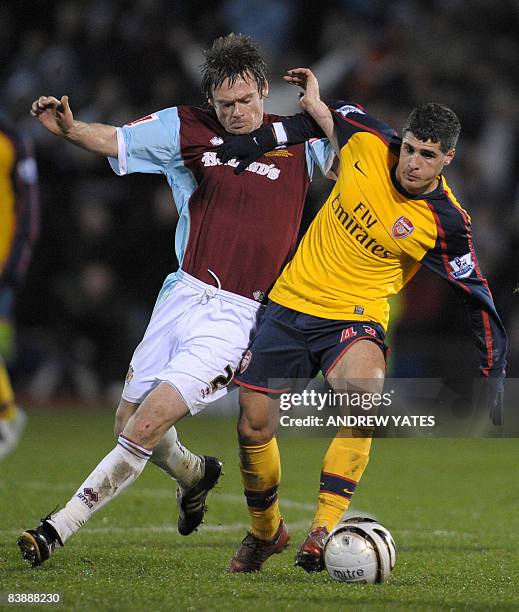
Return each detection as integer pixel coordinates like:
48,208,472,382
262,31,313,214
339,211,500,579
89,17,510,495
108,105,332,303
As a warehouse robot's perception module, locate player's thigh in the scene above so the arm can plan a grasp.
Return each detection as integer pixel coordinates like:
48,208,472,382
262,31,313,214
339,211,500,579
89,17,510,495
238,386,280,444
327,339,386,394
122,273,198,405
163,296,260,415
114,398,139,436
235,301,316,392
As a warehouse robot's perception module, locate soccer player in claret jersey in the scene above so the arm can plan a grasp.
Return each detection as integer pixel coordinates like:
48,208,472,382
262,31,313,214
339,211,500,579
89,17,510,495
17,39,333,567
219,68,507,573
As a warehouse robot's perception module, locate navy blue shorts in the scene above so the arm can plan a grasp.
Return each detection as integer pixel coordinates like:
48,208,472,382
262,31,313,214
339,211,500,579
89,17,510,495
234,301,388,394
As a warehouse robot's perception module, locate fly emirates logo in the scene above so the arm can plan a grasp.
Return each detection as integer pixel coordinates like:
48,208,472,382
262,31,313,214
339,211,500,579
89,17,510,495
201,151,280,180
331,195,391,258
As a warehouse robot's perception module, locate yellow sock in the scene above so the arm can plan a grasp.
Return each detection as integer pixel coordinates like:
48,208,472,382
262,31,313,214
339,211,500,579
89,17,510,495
312,427,372,532
0,356,17,421
239,438,282,540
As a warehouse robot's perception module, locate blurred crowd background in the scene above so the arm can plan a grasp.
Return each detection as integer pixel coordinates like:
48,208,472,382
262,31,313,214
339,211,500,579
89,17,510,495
1,0,518,403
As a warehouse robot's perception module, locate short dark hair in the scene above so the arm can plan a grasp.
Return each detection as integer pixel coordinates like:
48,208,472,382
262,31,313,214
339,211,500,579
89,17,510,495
201,33,267,101
403,103,461,152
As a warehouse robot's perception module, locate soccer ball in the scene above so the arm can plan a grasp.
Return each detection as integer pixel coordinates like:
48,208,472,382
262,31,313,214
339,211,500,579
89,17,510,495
323,517,396,584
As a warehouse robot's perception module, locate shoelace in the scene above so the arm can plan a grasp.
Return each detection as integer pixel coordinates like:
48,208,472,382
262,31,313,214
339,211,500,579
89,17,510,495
241,532,271,554
242,533,258,547
233,532,279,569
40,505,60,524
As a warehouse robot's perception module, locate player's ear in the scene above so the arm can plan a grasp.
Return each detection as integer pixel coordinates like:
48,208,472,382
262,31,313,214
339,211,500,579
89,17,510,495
261,82,269,99
208,97,215,108
443,148,455,166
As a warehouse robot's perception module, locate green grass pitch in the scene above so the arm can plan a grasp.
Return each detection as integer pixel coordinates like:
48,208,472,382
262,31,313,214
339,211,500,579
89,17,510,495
0,405,517,611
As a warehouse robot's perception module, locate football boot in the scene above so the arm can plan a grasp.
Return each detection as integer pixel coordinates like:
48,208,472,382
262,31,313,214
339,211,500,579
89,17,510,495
294,526,329,572
18,514,62,567
177,455,223,535
228,520,289,573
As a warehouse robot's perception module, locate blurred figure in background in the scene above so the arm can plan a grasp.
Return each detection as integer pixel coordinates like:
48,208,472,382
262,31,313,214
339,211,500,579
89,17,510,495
0,111,39,459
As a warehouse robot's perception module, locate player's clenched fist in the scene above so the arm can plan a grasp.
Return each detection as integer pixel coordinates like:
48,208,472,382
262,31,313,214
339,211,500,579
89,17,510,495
30,95,74,137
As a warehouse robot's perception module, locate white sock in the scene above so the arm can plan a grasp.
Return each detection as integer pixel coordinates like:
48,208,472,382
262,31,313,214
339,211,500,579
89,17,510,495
150,426,203,492
47,435,151,543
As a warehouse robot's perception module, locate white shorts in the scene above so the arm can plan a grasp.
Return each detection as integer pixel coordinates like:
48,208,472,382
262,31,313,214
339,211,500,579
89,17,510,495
122,271,261,415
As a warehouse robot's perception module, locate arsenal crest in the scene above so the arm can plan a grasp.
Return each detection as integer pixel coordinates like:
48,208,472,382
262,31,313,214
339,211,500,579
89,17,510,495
392,216,414,239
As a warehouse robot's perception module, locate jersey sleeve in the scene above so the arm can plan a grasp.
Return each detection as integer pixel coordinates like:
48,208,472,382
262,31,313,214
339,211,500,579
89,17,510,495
420,205,507,377
303,100,352,176
305,138,335,178
271,111,325,144
331,103,399,150
2,134,40,286
271,101,398,153
108,107,181,176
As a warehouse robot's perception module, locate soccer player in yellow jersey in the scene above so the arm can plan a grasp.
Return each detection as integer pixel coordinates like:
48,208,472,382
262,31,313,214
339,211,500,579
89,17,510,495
0,113,39,460
220,68,507,573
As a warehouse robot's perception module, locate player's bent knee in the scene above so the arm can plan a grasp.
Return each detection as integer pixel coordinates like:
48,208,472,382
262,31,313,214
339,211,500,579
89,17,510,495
121,383,189,446
237,387,279,444
122,414,160,447
237,423,274,445
237,413,277,445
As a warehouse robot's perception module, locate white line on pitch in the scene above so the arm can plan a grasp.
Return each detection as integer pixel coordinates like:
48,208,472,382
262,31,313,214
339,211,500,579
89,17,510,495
0,479,315,510
0,521,312,537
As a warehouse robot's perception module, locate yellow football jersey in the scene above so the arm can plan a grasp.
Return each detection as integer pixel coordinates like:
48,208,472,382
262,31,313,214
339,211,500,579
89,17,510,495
0,118,39,284
0,130,17,269
269,106,505,374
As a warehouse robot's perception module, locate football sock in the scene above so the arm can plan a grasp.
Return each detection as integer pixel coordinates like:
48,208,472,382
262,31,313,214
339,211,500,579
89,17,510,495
0,356,17,421
239,438,282,540
47,435,151,543
312,428,372,532
150,426,203,492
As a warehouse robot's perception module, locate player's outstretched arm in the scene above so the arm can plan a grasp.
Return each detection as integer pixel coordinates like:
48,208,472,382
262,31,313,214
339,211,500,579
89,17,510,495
218,124,279,173
283,68,339,154
420,226,507,425
30,95,117,158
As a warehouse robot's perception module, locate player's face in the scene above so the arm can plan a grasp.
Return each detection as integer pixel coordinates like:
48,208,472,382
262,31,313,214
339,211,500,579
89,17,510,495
396,132,455,195
210,75,267,134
